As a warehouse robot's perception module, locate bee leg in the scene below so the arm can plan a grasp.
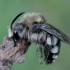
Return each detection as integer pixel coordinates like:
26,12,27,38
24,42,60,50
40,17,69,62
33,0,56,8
36,44,43,64
24,42,31,54
8,67,12,70
43,47,49,61
39,46,43,57
46,40,60,64
12,37,17,47
43,34,52,62
46,51,54,64
7,37,17,47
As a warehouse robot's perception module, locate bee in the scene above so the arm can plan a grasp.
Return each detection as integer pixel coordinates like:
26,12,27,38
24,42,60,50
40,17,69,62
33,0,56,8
8,11,70,64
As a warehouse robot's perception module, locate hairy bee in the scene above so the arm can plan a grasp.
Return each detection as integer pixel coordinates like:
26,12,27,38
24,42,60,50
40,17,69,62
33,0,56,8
8,12,70,64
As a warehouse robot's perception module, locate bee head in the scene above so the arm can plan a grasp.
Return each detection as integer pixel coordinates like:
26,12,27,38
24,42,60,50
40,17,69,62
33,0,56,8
13,23,26,39
8,12,25,37
14,23,25,33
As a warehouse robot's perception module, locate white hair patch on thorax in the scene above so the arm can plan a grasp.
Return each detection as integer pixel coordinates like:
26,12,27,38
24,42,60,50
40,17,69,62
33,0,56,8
51,46,59,53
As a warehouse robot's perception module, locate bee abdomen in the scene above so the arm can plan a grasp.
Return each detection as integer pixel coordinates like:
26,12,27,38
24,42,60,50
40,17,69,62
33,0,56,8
44,36,61,64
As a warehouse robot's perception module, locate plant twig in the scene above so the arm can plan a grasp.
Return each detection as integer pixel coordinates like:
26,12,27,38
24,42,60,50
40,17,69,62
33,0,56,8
0,36,30,70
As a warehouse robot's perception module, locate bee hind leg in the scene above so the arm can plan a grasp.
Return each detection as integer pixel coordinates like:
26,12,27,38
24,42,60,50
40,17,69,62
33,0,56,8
36,44,43,64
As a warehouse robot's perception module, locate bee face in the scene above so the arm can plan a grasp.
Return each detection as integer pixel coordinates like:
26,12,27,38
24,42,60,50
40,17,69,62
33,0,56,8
14,23,24,33
13,23,27,39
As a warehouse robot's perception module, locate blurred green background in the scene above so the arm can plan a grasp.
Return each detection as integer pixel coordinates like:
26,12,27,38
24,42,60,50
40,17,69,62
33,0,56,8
0,0,70,70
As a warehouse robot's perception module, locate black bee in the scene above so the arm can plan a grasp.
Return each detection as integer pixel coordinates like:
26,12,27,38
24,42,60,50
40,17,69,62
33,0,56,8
8,12,70,64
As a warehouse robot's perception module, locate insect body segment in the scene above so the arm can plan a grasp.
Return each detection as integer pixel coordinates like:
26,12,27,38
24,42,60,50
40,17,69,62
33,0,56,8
8,12,70,64
46,39,60,64
42,34,60,64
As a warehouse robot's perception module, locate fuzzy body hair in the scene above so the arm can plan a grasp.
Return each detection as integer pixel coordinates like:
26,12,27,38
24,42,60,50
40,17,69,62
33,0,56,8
18,12,47,29
8,26,13,37
8,12,47,37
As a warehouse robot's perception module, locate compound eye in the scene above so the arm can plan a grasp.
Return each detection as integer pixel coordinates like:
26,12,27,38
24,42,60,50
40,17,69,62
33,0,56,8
33,22,39,27
33,22,38,24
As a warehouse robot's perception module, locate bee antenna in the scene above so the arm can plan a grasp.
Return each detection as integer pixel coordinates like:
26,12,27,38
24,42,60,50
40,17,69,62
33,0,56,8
11,12,25,30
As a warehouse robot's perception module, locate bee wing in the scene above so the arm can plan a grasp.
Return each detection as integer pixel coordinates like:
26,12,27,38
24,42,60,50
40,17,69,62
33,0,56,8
38,23,70,45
